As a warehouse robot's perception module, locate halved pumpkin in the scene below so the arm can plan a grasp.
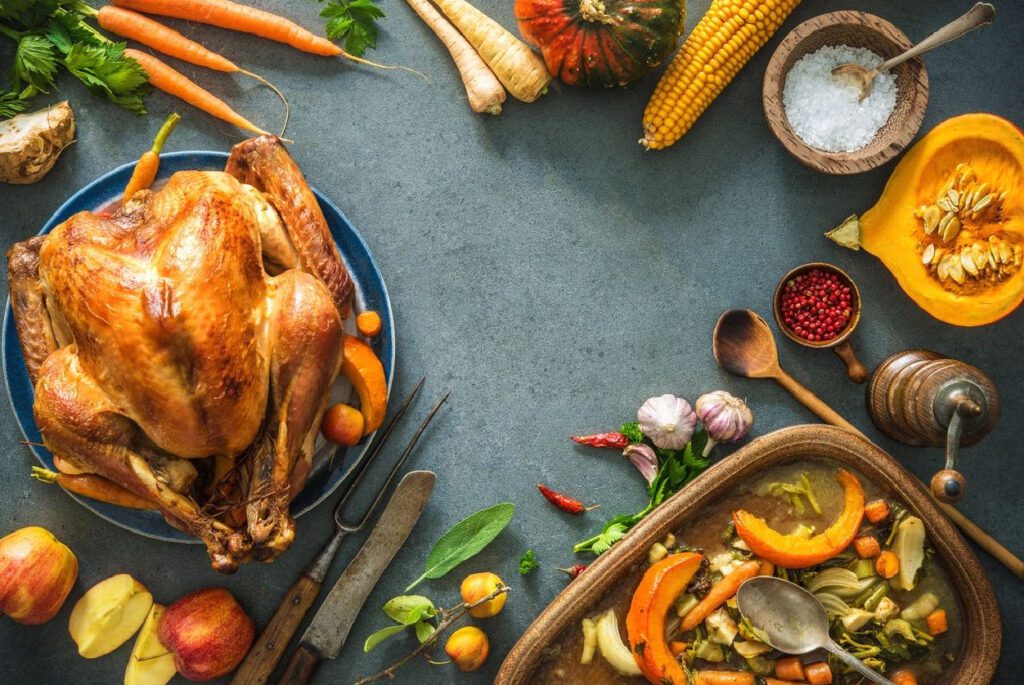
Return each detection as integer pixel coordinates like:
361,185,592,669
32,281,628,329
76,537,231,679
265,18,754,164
827,114,1024,326
733,469,865,569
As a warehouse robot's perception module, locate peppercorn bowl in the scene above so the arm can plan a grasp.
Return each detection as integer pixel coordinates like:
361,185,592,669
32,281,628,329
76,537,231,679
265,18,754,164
763,11,929,174
772,262,867,383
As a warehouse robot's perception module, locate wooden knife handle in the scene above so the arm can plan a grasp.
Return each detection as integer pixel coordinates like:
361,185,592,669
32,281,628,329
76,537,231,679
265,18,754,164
277,643,321,685
230,574,321,685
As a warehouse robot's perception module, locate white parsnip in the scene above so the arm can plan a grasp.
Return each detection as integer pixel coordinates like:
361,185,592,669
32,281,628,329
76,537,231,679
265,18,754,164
405,0,506,114
429,0,550,103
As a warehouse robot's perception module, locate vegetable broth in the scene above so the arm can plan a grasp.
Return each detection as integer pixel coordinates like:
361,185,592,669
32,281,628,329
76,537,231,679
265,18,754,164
533,460,963,685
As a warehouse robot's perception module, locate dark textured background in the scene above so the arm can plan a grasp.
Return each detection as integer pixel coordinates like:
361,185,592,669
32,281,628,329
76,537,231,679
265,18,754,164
1,0,1021,683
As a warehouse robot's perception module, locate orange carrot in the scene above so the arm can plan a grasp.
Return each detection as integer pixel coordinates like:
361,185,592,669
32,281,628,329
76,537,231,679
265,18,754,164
803,662,832,685
891,670,919,685
680,560,760,632
112,0,389,69
32,467,157,510
98,6,289,133
853,535,881,559
876,550,900,579
696,672,806,685
775,656,805,681
864,499,891,524
125,49,268,135
758,560,775,576
926,609,948,636
356,311,383,337
123,111,179,202
668,640,687,657
403,0,505,114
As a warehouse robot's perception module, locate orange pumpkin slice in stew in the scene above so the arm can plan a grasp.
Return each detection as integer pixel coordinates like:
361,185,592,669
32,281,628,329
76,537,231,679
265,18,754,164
626,552,703,684
733,469,865,569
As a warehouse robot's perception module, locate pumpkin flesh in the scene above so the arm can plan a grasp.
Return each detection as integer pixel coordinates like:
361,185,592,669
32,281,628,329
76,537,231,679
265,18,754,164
515,0,685,88
840,114,1024,326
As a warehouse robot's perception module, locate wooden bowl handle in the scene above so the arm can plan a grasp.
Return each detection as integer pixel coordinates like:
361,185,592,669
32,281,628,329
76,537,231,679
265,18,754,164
931,469,966,503
833,340,868,383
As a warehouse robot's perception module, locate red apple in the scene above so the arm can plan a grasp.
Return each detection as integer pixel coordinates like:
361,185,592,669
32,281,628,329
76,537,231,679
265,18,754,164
157,587,254,681
0,526,78,624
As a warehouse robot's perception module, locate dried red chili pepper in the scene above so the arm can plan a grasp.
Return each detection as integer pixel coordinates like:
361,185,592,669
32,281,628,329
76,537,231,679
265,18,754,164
538,483,597,515
557,564,588,580
571,432,629,449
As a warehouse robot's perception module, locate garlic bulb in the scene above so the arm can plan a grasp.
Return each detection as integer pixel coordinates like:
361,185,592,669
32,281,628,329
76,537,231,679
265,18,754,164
623,443,658,485
694,391,753,456
637,394,696,450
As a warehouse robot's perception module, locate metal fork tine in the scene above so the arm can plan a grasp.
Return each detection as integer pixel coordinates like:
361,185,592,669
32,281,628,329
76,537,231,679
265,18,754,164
331,377,425,514
339,390,450,531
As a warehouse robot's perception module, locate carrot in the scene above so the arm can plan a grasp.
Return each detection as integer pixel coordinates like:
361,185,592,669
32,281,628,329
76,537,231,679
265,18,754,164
775,656,805,681
803,662,832,685
926,609,948,636
891,670,919,685
125,49,268,135
758,560,775,576
31,466,157,510
668,640,687,657
853,535,881,559
122,111,179,202
356,310,383,337
112,0,393,70
680,560,760,632
403,0,505,114
98,6,289,133
876,550,900,579
864,498,891,524
696,672,806,685
428,0,550,102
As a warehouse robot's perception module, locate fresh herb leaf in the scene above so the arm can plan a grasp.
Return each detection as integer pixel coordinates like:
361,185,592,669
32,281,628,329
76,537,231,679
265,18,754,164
382,595,435,625
414,620,435,644
0,90,28,118
406,502,516,591
620,421,644,444
518,549,539,575
316,0,384,57
363,624,408,652
0,0,59,28
63,42,149,114
12,34,58,92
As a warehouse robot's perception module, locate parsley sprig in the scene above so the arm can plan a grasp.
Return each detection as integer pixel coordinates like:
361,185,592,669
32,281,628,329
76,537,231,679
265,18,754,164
0,0,149,118
312,0,385,57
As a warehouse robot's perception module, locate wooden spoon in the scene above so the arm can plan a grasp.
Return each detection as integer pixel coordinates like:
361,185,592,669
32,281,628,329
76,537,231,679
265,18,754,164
713,309,1024,579
832,2,995,101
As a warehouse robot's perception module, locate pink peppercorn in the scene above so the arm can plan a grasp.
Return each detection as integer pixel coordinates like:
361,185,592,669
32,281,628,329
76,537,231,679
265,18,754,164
780,269,853,342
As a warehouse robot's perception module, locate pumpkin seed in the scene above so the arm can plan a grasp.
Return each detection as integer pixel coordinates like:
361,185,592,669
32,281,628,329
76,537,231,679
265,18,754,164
941,215,962,243
937,197,955,213
962,191,975,210
988,249,998,270
1015,245,1022,267
961,251,978,276
923,206,941,234
922,244,935,265
975,183,990,200
937,258,951,281
948,257,966,284
948,189,960,208
932,247,946,265
998,242,1012,263
973,242,987,267
972,194,993,213
998,190,1008,202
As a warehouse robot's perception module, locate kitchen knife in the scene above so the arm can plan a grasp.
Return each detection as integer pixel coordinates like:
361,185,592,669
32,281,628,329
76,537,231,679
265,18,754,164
276,469,436,685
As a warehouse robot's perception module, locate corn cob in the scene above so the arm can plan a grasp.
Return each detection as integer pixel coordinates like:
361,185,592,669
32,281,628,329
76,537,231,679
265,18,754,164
641,0,801,150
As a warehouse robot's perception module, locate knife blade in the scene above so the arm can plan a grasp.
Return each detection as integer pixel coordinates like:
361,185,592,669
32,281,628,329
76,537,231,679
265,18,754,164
277,469,435,684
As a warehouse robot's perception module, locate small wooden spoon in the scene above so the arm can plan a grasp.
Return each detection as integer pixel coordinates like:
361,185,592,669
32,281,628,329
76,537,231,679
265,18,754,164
712,309,1024,579
832,2,995,101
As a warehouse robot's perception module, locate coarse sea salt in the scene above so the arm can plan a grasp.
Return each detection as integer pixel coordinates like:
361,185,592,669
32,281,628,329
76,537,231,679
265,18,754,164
783,44,898,153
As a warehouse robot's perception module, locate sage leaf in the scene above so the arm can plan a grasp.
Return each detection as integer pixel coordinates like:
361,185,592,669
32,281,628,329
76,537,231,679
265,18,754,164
414,620,436,644
363,624,408,652
383,595,435,625
405,502,516,591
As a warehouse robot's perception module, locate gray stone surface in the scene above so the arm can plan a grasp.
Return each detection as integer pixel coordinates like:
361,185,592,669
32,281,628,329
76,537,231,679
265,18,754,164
1,0,1021,683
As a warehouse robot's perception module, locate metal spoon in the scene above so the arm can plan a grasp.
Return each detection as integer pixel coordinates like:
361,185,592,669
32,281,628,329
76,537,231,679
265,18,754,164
832,2,995,101
737,576,896,685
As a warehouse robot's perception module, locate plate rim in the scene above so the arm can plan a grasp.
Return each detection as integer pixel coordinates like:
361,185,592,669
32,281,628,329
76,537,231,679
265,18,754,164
3,150,395,543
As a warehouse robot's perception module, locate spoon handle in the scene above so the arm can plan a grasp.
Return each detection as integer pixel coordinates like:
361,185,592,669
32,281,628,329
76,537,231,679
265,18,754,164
773,369,860,433
879,2,995,72
826,640,897,685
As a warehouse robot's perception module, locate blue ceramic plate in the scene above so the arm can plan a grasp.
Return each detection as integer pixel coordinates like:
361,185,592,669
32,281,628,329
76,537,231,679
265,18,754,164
3,151,394,543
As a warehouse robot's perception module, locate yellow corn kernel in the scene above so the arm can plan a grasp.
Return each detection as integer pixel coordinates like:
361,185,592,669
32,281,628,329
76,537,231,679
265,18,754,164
641,0,801,150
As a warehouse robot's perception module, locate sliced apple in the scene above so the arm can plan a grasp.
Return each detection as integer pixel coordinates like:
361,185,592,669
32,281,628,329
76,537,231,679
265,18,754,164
125,604,176,685
69,573,153,658
340,335,387,435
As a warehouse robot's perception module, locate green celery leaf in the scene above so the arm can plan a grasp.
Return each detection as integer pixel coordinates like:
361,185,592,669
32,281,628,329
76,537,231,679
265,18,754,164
63,41,149,113
406,502,515,591
12,35,58,92
0,0,59,28
363,624,408,653
0,90,28,118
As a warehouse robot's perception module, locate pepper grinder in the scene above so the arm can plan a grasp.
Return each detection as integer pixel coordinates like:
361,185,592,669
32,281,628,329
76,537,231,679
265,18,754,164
867,350,999,504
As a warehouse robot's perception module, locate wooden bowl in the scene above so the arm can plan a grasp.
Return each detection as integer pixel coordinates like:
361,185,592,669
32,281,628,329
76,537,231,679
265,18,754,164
772,262,868,383
495,425,1001,685
763,11,929,174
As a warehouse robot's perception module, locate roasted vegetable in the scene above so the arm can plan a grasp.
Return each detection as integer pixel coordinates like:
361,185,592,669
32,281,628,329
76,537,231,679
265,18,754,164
595,609,642,676
891,516,926,591
0,101,75,184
